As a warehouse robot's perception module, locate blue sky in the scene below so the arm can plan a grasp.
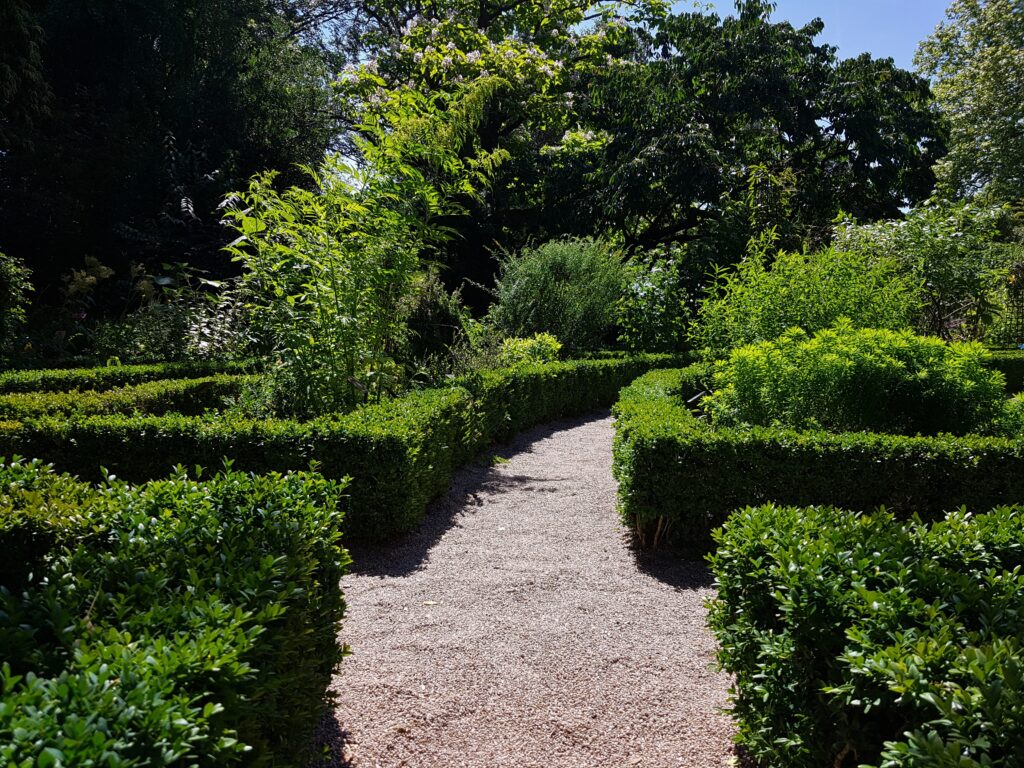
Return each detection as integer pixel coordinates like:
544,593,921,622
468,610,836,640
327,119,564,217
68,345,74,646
671,1,951,70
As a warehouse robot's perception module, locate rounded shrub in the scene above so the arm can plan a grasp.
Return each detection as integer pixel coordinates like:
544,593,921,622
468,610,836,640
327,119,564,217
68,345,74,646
704,323,1007,436
489,238,627,354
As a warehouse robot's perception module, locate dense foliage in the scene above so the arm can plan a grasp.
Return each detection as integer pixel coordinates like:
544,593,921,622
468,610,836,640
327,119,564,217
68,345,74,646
613,365,1024,549
497,333,563,367
709,504,1024,768
835,200,1020,339
225,81,508,416
705,325,1007,436
0,461,350,766
917,0,1024,205
617,248,692,354
488,238,627,355
0,251,32,354
0,0,341,291
0,0,955,346
691,243,921,358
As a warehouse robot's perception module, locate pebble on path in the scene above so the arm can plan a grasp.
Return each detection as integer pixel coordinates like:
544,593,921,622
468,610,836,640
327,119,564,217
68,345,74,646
316,411,737,768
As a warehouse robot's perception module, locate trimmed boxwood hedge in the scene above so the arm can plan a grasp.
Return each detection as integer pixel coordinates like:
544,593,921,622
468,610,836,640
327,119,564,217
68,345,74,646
988,349,1024,393
0,374,252,419
613,366,1024,549
0,355,678,541
0,360,255,394
709,503,1024,768
461,354,682,442
0,460,349,767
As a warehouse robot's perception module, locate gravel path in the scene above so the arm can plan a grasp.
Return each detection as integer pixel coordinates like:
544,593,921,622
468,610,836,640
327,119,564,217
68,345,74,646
319,411,737,768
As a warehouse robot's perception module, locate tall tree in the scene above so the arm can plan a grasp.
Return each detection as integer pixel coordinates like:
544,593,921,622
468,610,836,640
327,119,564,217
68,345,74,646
917,0,1024,205
332,0,670,302
562,3,944,251
0,0,52,153
334,0,943,302
0,0,338,291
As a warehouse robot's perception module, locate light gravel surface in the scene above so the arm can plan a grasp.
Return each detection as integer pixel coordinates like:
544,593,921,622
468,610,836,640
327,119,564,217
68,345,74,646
317,411,737,768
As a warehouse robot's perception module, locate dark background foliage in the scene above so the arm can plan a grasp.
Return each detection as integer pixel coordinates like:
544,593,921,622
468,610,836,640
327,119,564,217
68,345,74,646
0,0,945,314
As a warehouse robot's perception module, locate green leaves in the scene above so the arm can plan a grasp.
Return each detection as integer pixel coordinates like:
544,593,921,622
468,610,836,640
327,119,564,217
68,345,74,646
917,0,1024,205
691,245,922,358
704,325,1008,436
224,80,507,418
835,200,1018,341
488,238,627,355
708,504,1024,767
0,461,350,766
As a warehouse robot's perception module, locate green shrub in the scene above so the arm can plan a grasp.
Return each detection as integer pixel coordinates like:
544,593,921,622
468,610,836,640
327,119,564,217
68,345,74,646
1001,392,1024,436
401,269,471,370
613,367,1024,549
0,360,255,394
708,504,1024,768
617,247,692,353
835,200,1016,340
988,348,1024,393
691,245,920,358
0,250,32,355
497,333,562,367
0,375,251,419
489,238,627,354
705,325,1007,436
0,356,678,542
0,460,349,766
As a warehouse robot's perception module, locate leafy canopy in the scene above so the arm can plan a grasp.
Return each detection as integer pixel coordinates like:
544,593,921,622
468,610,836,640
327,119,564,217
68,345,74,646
917,0,1024,204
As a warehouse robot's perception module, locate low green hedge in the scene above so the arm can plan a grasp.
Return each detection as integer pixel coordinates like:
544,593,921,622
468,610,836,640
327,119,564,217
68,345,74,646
0,386,475,542
709,503,1024,768
987,349,1024,393
613,366,1024,548
0,374,252,419
0,360,255,394
464,354,683,442
1,355,677,541
0,460,349,766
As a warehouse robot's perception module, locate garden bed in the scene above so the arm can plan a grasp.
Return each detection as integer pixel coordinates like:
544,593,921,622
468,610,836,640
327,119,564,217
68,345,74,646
0,354,680,541
613,365,1024,549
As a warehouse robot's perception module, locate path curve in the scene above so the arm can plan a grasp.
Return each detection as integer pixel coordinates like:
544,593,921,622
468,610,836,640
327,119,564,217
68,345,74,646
319,412,736,767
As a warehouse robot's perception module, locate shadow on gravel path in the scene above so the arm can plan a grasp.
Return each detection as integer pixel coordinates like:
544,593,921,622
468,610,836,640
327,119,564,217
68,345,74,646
321,410,737,768
345,412,604,580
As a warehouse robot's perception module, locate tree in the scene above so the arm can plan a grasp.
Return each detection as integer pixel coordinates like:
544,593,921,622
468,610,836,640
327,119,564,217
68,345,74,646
0,0,339,294
0,0,51,153
331,0,670,304
917,0,1024,204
